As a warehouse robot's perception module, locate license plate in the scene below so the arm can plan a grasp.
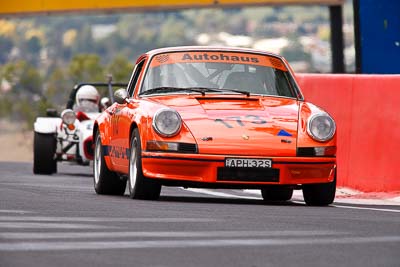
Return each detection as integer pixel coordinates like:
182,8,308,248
225,158,272,168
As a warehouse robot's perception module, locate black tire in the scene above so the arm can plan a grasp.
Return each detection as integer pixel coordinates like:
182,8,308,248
261,186,293,201
128,128,161,200
302,171,336,206
33,132,57,175
93,132,126,195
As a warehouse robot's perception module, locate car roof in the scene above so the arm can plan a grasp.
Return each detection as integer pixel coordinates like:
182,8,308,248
144,46,284,59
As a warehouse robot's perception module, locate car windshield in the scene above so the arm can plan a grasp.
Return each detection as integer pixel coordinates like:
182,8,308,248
141,51,298,98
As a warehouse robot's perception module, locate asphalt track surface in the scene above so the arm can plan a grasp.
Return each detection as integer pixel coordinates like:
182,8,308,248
0,162,399,267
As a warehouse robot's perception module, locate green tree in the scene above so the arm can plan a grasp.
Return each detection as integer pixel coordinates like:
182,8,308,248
281,40,311,63
26,36,42,66
2,60,42,95
0,36,13,63
46,64,70,107
106,54,134,83
68,54,105,83
0,96,12,118
71,24,94,55
183,9,226,34
0,60,45,127
157,17,189,47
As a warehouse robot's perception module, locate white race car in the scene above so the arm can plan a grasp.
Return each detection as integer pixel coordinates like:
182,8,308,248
33,81,126,175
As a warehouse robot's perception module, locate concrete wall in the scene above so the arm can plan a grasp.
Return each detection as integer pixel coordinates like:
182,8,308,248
296,74,400,192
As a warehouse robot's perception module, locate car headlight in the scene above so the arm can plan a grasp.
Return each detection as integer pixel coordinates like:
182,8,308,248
61,109,76,125
307,113,336,142
152,108,182,137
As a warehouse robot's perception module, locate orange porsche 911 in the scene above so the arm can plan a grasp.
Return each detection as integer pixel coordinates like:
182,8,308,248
93,46,336,206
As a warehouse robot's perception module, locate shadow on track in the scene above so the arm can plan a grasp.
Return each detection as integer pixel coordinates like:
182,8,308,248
158,195,305,206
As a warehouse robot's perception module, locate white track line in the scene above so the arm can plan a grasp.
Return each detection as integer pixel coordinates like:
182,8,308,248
184,188,400,213
331,205,400,213
185,188,261,200
0,210,33,214
0,216,218,222
0,230,343,239
0,222,111,229
0,236,399,251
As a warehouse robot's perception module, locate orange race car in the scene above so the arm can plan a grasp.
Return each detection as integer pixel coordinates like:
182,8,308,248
93,46,336,206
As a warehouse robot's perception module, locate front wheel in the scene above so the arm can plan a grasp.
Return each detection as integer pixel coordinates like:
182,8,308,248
128,128,161,200
93,132,126,195
302,171,336,206
33,132,57,175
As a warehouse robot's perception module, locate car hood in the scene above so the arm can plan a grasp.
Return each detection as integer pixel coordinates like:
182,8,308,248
150,95,299,156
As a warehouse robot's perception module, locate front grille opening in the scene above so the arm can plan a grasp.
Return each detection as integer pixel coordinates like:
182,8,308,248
217,167,279,182
297,147,315,156
178,143,198,153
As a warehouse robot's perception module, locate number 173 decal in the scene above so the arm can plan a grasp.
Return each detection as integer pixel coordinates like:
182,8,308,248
215,115,267,128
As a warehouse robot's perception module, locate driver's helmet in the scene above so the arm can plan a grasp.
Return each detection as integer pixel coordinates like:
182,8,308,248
75,85,100,112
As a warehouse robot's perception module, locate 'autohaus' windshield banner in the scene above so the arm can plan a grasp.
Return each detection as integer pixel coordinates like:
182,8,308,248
150,51,288,71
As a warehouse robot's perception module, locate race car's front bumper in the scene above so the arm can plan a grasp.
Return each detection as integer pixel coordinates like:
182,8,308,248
142,152,336,186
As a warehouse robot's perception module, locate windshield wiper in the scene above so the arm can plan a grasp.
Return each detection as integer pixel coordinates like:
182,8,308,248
140,87,222,96
140,87,184,95
208,88,250,97
140,86,250,97
182,87,222,96
183,87,251,96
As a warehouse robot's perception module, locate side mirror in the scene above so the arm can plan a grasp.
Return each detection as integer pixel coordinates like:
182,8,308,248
114,89,128,104
100,97,111,110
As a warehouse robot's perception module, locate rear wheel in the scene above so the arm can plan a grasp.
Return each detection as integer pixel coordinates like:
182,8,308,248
302,171,336,206
261,186,293,201
33,132,57,175
128,128,161,200
93,132,126,195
